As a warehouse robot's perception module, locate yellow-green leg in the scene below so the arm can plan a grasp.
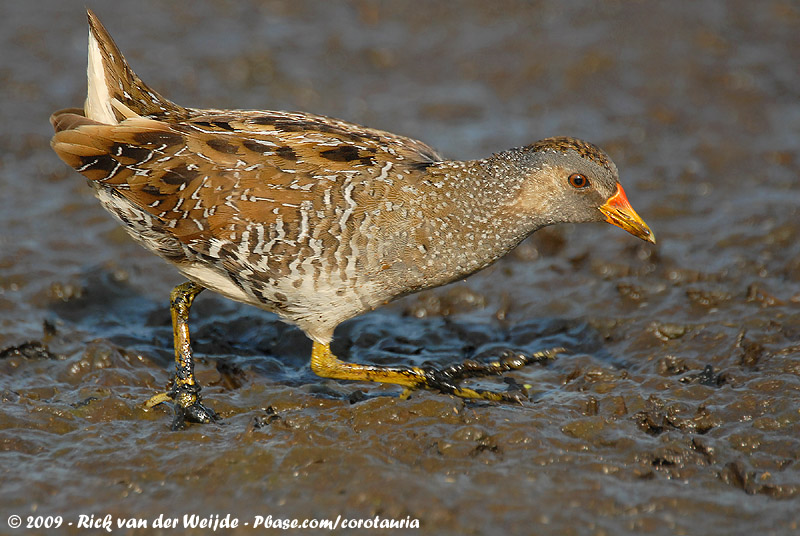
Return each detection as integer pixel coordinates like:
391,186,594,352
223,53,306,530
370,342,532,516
146,281,217,429
311,341,563,402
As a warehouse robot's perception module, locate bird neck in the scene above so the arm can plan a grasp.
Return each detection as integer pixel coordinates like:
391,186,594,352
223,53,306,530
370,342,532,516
424,155,547,236
400,157,542,288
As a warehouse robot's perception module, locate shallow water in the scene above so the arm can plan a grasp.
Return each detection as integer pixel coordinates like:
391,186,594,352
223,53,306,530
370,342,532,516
2,1,799,534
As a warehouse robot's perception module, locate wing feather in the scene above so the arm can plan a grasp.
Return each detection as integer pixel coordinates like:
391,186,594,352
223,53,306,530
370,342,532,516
51,108,441,267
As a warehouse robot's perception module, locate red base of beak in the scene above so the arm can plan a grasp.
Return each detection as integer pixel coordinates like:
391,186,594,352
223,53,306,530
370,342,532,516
598,185,655,244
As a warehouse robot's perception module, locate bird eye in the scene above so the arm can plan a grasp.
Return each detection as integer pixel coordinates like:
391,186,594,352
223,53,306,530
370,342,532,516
568,173,589,189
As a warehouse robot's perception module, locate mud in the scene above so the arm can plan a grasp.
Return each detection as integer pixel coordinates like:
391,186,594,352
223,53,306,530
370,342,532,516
1,1,799,534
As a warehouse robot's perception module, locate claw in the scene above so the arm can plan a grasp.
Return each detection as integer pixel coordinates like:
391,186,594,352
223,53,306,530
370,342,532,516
416,347,566,402
171,400,218,431
311,340,565,403
146,381,218,430
145,391,172,409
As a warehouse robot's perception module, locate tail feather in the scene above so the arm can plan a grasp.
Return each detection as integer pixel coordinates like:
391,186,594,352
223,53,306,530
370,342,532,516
85,9,184,124
51,108,177,182
50,107,96,132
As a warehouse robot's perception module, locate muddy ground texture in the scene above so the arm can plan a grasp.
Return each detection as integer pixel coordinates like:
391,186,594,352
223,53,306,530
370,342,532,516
2,1,799,535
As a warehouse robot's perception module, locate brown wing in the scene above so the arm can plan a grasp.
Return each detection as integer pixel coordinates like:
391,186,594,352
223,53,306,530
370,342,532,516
51,107,441,269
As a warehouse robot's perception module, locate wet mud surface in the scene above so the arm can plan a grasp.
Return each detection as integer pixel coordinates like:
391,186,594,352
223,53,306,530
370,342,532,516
2,1,799,534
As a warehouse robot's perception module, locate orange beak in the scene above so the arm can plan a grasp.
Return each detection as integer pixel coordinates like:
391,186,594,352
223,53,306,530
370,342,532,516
598,184,655,244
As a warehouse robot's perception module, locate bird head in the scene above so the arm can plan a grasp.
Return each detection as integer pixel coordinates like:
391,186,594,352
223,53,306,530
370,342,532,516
509,137,655,244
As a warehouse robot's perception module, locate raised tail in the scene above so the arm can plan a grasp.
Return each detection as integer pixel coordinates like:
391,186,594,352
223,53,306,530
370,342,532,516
84,9,183,124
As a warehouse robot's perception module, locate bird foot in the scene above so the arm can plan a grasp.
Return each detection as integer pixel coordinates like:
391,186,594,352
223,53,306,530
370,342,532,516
417,347,565,402
145,383,218,430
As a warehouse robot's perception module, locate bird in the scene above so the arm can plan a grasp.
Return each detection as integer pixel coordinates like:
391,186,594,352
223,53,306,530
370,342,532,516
51,10,654,429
